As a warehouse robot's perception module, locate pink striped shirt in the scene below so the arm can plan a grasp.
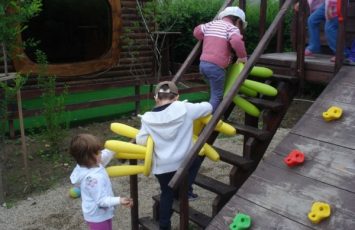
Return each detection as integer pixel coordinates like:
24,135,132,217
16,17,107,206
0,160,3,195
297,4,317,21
193,18,247,68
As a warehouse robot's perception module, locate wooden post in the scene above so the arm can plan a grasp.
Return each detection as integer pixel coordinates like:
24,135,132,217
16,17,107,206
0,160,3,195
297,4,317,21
276,0,286,52
16,89,30,186
296,0,307,94
129,160,139,230
334,0,348,72
238,0,246,11
134,85,140,116
259,0,267,40
179,176,189,230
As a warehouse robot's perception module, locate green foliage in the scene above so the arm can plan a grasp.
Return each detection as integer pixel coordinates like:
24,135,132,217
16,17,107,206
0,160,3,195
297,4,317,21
35,50,68,154
0,0,42,54
143,0,293,62
0,0,42,139
245,1,293,53
143,0,224,62
0,74,27,139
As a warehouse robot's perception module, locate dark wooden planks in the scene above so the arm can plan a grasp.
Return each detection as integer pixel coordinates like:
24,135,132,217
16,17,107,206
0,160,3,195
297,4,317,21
292,106,355,150
206,195,312,230
257,52,336,83
290,68,355,149
237,163,355,229
266,134,355,193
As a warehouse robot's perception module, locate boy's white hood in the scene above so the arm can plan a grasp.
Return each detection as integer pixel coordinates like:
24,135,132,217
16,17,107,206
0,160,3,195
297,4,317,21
141,101,187,141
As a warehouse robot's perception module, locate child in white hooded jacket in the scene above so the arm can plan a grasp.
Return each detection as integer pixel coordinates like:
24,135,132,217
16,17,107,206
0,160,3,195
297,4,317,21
136,81,212,230
69,133,133,230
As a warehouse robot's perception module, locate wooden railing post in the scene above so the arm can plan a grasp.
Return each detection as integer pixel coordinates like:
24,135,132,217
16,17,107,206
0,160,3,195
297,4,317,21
295,0,307,93
259,0,267,40
129,160,139,230
179,176,189,230
238,0,246,11
334,0,348,72
276,0,286,52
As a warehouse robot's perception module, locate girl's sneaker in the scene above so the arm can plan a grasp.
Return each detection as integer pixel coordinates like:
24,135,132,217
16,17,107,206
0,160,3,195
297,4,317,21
305,49,315,58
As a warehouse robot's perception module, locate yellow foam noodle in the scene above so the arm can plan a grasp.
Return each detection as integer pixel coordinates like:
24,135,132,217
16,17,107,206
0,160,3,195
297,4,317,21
233,95,260,117
198,115,236,136
250,66,273,78
243,79,278,96
193,119,204,135
110,123,139,138
239,85,258,97
224,63,244,95
202,143,220,161
105,140,146,155
193,135,220,161
106,165,145,177
115,152,145,160
217,122,237,136
193,135,206,156
143,137,154,176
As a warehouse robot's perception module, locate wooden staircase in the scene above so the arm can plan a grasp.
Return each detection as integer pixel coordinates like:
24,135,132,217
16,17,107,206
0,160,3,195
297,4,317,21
138,71,299,229
130,0,352,229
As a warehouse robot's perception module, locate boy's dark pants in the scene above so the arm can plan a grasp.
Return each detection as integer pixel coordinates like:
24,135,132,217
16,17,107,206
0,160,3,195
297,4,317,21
155,156,203,229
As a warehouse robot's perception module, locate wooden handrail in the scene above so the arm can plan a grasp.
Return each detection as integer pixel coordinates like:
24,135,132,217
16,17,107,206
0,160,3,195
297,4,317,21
169,0,295,190
171,0,234,83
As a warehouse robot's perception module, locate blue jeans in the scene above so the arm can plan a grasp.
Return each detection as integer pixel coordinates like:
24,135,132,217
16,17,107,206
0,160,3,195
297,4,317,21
307,3,338,54
200,61,225,113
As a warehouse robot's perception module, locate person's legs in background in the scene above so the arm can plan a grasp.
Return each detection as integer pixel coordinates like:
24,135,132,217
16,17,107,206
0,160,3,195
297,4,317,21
324,16,338,56
199,61,225,113
306,3,326,54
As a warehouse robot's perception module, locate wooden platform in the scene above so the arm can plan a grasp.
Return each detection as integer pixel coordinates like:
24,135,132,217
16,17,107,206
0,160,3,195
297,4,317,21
258,52,336,84
207,65,355,229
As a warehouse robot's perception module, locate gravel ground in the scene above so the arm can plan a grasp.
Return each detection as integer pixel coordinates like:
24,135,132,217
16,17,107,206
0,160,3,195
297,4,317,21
0,128,290,230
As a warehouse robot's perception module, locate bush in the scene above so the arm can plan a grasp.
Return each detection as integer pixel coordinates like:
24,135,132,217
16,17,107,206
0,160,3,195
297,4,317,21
144,0,224,62
144,0,293,62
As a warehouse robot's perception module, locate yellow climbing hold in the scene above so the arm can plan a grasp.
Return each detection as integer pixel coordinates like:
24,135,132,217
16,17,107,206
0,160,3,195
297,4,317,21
322,106,343,121
308,202,331,224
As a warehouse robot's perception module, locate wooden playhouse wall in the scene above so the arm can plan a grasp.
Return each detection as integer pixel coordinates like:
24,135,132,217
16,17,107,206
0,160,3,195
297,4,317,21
1,0,207,137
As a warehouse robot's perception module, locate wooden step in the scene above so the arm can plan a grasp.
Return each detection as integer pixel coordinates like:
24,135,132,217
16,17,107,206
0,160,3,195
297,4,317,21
153,195,212,228
139,216,159,230
271,74,299,84
230,122,272,141
213,146,254,170
195,174,237,196
243,97,284,111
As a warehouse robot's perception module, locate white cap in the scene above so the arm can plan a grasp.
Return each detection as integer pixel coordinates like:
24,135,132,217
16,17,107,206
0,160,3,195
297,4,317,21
218,6,247,29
